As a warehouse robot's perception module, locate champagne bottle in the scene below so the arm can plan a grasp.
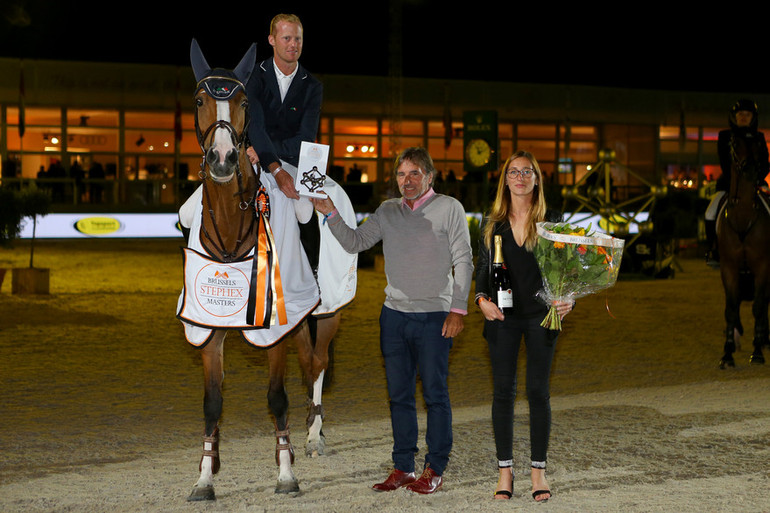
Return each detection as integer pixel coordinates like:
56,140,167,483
492,235,513,313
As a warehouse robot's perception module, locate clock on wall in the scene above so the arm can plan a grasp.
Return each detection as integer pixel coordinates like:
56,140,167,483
465,138,491,168
463,111,497,174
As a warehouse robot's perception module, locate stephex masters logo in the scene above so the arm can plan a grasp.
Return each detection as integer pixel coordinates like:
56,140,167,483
194,263,250,317
74,216,122,235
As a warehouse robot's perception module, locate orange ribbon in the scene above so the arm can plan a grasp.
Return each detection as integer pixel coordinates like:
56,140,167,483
248,188,287,327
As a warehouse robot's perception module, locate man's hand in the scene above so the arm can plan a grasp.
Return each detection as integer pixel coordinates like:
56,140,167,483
441,311,464,338
246,147,259,165
274,168,299,199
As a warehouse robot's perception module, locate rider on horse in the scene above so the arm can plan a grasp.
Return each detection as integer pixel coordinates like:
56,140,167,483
705,99,770,267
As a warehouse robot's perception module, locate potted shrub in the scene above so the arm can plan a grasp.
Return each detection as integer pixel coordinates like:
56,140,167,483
0,185,52,294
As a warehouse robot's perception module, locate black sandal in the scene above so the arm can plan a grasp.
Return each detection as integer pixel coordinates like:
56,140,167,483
494,466,513,500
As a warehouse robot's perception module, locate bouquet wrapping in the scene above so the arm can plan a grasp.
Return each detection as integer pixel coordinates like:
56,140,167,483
534,222,625,330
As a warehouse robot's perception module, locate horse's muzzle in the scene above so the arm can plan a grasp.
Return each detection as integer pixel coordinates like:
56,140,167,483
206,147,239,183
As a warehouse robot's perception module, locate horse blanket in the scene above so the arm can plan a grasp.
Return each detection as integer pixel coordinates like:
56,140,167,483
177,164,357,347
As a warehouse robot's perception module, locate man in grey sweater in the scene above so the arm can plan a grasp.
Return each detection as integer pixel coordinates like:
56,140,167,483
312,147,473,494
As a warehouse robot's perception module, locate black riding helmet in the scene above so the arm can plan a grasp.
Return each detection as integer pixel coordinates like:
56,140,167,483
728,98,759,131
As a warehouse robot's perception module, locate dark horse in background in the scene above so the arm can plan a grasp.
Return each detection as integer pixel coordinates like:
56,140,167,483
180,40,339,500
717,149,770,368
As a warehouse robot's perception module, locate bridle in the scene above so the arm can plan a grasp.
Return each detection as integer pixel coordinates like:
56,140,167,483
194,74,259,262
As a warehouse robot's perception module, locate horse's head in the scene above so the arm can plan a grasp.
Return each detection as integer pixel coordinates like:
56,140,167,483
190,39,256,184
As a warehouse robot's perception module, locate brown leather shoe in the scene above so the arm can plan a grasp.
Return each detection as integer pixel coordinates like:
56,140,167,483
372,469,417,492
405,465,443,494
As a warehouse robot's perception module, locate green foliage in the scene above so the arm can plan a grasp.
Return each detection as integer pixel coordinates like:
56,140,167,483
16,185,51,219
0,184,51,251
0,188,23,247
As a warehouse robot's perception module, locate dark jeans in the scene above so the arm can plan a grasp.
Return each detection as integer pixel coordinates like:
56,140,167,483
379,306,453,475
485,316,557,463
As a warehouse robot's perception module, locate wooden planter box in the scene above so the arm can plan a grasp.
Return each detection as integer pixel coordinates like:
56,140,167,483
12,267,50,294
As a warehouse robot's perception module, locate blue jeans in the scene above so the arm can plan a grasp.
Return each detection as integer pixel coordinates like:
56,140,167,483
379,306,453,476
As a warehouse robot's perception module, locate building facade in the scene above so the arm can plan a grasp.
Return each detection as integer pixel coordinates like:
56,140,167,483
1,57,766,212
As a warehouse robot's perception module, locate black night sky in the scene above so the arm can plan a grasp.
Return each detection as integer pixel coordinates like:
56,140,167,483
1,0,766,94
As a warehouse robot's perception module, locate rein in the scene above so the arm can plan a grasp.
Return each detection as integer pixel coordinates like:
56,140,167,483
724,161,763,242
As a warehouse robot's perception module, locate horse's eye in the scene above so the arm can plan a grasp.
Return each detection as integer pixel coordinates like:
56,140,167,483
241,100,249,110
195,97,203,107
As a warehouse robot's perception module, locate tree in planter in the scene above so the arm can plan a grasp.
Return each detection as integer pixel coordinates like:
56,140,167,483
15,184,52,268
0,185,52,293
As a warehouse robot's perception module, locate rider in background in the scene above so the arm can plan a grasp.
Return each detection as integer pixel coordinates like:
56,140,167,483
704,99,770,267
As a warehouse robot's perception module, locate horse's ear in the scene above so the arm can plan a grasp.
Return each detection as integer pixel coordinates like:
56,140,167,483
190,38,212,83
234,43,257,86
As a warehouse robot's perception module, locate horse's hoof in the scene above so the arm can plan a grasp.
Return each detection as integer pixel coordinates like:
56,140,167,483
750,353,765,365
719,357,735,369
187,484,216,501
306,434,326,457
275,479,300,494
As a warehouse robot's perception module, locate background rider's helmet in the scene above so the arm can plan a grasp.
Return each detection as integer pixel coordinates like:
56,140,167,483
729,98,759,131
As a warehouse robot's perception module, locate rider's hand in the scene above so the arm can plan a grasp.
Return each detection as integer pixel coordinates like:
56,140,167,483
274,168,299,199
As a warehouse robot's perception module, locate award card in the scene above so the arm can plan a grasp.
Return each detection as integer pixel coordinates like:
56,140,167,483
295,142,329,199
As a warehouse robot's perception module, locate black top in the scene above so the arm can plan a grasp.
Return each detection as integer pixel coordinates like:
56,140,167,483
475,210,562,320
716,128,769,192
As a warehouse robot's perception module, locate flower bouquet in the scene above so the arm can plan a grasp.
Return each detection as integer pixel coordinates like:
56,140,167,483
534,222,625,330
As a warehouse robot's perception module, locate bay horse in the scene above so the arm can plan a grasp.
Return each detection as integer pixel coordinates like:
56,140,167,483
717,150,770,368
179,40,346,500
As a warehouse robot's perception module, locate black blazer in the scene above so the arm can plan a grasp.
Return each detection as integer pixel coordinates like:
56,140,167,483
246,58,323,168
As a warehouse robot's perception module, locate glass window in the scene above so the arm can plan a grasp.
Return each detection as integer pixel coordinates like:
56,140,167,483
9,106,61,126
388,136,427,156
333,138,379,159
179,131,202,155
125,129,176,154
516,139,556,161
334,118,378,136
702,127,721,142
125,111,174,129
559,140,597,161
560,124,596,140
518,124,555,140
66,109,119,127
319,117,330,134
427,136,463,162
659,125,680,140
382,120,424,137
428,120,461,137
66,127,119,153
399,120,424,136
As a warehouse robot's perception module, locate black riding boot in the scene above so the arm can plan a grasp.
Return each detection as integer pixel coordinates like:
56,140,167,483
705,219,719,268
298,210,321,279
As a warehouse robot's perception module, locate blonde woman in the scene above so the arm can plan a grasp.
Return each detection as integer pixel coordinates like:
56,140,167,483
474,150,572,502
